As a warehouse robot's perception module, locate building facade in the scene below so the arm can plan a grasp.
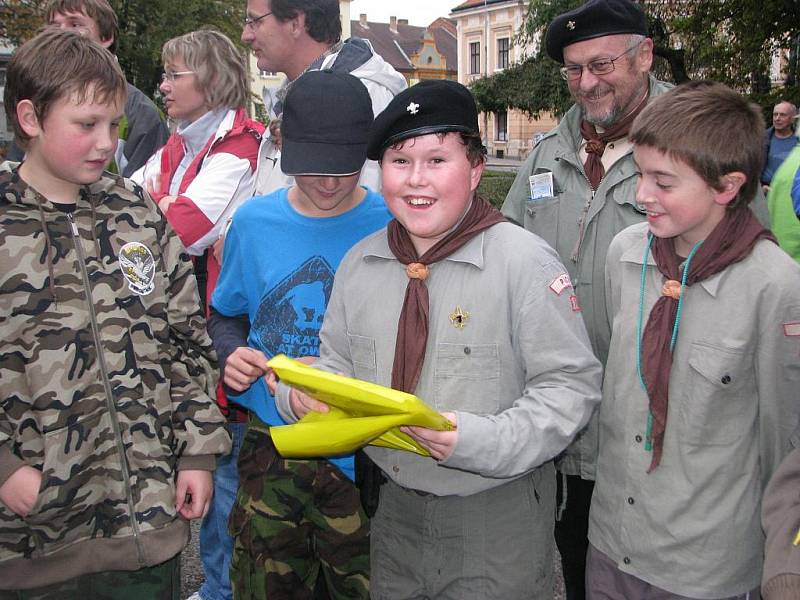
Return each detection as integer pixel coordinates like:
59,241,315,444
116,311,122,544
450,0,557,159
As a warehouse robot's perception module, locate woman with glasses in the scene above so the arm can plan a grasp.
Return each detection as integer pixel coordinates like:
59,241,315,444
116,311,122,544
132,29,263,310
130,29,263,600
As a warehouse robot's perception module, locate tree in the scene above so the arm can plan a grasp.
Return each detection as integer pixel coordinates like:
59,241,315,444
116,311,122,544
470,0,800,118
1,0,246,101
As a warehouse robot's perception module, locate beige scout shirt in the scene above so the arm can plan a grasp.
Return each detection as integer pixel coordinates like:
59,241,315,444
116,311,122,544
287,222,603,497
589,223,800,598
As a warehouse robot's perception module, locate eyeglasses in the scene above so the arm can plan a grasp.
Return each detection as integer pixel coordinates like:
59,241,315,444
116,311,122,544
161,70,195,82
243,11,273,29
559,41,643,81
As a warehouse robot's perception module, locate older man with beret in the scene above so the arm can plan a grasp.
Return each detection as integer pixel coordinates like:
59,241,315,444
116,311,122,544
502,2,769,599
502,2,663,599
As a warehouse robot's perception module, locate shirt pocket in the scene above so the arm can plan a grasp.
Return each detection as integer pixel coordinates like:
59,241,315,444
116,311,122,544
679,341,754,446
524,195,560,248
348,334,377,383
434,343,500,413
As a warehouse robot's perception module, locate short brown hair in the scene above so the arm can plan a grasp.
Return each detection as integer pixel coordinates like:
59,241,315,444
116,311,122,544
46,0,119,53
384,132,487,168
162,30,249,112
4,29,127,148
630,80,765,209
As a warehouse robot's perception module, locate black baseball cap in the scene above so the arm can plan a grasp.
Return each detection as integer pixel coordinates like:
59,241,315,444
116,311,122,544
281,69,373,176
366,79,479,160
545,0,648,64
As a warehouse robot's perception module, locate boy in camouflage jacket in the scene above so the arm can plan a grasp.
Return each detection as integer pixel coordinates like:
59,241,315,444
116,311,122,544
0,29,231,597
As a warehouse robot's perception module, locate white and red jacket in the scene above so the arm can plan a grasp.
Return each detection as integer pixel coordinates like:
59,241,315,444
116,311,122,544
132,107,264,300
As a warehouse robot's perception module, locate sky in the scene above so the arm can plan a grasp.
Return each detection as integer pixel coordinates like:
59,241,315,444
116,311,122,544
347,0,462,27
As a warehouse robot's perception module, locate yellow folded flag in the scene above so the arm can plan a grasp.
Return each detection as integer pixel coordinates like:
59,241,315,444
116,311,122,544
267,354,454,458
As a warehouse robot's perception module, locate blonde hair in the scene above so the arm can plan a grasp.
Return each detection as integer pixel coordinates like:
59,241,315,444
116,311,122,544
162,30,248,111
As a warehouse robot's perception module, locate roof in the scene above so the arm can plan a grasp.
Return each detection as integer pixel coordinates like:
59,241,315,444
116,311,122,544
350,17,457,75
451,0,518,13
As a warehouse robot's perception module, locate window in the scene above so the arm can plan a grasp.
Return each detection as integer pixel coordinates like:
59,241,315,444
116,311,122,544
497,38,509,70
469,42,481,75
496,111,508,142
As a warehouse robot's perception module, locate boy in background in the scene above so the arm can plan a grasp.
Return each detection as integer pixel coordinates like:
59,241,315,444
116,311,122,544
0,29,230,597
277,79,602,600
46,0,168,177
209,70,391,599
588,81,800,599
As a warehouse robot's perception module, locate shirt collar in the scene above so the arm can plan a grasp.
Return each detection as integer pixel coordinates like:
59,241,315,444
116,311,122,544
620,228,725,298
363,228,487,270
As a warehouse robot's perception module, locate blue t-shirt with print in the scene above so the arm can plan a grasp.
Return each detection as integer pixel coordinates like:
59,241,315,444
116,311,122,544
211,187,391,480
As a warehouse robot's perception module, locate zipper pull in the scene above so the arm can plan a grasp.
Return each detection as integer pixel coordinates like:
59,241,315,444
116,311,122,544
66,212,79,236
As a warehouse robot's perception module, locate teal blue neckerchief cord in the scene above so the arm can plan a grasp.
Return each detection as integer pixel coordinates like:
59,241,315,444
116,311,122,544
635,234,704,451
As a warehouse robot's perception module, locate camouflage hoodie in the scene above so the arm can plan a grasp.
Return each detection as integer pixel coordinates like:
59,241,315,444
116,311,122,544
0,163,231,589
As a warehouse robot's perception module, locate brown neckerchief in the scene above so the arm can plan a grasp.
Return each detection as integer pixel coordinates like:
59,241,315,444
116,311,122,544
580,91,649,190
641,207,776,471
387,194,506,394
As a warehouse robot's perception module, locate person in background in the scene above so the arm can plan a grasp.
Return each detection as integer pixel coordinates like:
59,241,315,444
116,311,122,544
0,29,230,598
762,443,800,600
211,69,391,600
129,29,264,600
761,100,797,189
766,117,800,261
588,81,800,600
45,0,169,177
241,0,406,196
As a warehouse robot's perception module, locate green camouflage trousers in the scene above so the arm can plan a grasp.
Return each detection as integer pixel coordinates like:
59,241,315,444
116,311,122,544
229,422,369,600
0,554,179,599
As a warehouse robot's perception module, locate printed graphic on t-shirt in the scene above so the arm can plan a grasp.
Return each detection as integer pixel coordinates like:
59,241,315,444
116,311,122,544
252,256,335,358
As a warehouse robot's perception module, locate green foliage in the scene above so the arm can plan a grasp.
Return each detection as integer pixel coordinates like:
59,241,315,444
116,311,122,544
479,170,516,209
1,0,246,101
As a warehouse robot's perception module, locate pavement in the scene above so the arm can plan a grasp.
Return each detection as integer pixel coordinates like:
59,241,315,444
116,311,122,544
486,154,525,172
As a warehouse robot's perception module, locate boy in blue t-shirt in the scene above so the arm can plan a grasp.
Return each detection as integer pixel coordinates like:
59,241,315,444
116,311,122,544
209,70,389,599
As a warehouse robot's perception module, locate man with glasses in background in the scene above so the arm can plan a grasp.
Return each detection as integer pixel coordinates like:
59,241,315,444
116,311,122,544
240,0,406,196
501,2,666,599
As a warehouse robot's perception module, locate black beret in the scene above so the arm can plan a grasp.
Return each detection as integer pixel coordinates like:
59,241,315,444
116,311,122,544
367,79,479,160
545,0,648,64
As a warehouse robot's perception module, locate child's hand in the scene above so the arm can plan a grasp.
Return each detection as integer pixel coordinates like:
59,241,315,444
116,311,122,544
269,355,319,395
401,412,458,461
224,347,268,392
0,465,42,517
175,470,213,520
289,388,330,419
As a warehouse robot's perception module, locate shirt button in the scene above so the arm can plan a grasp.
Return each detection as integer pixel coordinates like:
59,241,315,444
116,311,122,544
635,435,643,443
623,556,631,565
609,143,615,149
392,465,400,473
464,346,471,355
627,497,635,505
721,374,731,384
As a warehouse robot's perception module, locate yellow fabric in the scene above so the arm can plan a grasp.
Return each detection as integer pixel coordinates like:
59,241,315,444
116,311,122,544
268,355,454,458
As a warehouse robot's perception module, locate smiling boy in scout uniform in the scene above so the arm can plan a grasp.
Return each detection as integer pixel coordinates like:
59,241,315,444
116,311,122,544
276,79,603,600
587,81,800,600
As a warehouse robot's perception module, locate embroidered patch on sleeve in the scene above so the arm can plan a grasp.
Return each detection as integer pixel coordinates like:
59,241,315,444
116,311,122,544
549,272,573,296
784,322,800,337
